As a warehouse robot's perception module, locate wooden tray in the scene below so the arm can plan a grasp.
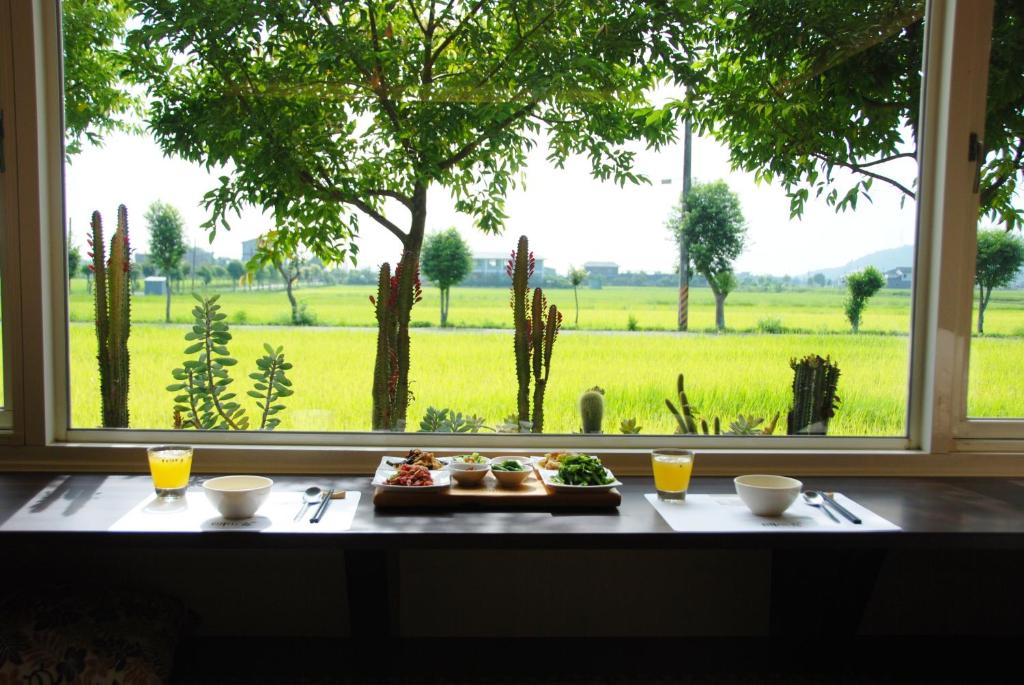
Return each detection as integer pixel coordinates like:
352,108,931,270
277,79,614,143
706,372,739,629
372,471,621,509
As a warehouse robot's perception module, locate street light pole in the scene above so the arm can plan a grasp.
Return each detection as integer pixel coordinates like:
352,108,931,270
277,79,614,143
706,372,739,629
678,118,692,331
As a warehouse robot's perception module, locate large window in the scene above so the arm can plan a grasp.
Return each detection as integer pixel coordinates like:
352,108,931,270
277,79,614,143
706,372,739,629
58,1,937,442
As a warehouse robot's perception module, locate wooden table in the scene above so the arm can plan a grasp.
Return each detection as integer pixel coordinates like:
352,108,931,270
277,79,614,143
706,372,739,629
1,474,1022,637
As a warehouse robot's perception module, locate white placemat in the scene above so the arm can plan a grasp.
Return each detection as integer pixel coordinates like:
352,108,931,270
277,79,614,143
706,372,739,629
646,493,899,533
109,490,361,533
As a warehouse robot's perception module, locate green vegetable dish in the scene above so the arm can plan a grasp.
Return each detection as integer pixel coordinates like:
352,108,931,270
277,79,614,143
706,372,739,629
552,455,614,486
453,453,487,464
491,460,525,472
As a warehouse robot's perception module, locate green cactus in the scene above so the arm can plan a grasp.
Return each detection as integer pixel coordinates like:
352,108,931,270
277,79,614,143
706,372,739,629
370,257,422,430
579,386,605,433
507,236,562,433
787,355,841,435
665,373,699,434
90,206,130,428
666,372,779,436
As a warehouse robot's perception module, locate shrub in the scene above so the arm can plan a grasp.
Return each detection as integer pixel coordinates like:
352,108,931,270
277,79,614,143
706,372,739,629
756,317,785,334
627,314,639,331
233,309,249,325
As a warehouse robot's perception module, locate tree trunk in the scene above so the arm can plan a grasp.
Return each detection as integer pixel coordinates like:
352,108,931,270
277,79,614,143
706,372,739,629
714,291,726,331
164,275,171,323
394,184,428,428
978,284,989,334
573,286,579,325
677,117,692,331
440,287,449,327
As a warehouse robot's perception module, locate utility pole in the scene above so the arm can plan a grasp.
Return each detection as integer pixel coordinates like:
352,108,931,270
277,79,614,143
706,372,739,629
677,118,692,331
190,237,197,291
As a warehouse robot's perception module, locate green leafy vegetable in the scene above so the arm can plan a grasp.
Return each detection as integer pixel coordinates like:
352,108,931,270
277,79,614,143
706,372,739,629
492,460,525,472
552,455,613,486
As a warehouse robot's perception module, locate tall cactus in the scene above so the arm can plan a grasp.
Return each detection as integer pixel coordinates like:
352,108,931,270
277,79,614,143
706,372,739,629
787,355,841,435
89,206,131,428
507,236,561,433
665,373,699,434
370,255,421,430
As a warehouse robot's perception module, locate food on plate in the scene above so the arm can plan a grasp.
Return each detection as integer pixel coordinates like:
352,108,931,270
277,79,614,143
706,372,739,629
402,448,445,470
491,459,525,472
551,454,614,486
537,452,584,470
452,452,488,464
385,464,434,487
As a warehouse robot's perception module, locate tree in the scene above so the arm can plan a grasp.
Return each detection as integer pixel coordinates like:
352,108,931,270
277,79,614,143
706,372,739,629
811,273,827,288
975,229,1024,334
248,233,305,325
671,180,746,331
567,266,589,326
197,265,213,287
660,0,1024,230
226,260,246,290
844,266,886,333
67,233,82,281
420,228,472,327
126,1,678,430
62,0,138,155
144,201,187,322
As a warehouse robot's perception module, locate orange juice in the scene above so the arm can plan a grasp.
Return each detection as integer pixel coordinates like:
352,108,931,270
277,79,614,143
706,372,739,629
652,450,694,500
147,446,193,495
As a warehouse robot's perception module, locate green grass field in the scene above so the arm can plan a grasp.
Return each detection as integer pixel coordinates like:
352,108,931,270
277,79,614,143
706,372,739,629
64,282,1024,434
68,280,1024,335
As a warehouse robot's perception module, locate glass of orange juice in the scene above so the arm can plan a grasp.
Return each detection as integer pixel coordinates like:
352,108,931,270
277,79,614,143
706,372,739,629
652,449,694,501
147,445,193,499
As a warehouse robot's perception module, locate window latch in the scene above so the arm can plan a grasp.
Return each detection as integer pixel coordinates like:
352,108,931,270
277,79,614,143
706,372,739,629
968,132,983,193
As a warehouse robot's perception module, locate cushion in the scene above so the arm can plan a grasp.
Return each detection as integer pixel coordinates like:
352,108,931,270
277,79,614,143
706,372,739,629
0,586,188,684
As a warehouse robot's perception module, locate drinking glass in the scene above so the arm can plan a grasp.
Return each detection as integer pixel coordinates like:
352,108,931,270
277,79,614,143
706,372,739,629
147,445,193,499
651,449,694,501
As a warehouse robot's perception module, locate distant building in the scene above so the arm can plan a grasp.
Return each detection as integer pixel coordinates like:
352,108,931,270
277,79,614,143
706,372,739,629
184,246,217,269
584,261,619,277
470,252,546,284
885,267,913,289
242,239,259,263
143,276,168,296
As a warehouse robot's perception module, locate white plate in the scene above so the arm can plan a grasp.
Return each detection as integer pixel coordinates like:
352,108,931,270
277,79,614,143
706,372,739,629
538,467,621,492
373,469,452,492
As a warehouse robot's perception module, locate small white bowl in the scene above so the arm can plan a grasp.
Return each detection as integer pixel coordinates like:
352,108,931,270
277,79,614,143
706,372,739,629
490,458,532,488
734,474,802,517
448,460,491,486
202,475,273,519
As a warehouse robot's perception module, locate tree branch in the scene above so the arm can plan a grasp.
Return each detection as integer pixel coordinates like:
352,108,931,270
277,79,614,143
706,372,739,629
406,0,427,34
475,5,560,89
429,0,486,66
351,198,409,245
979,140,1024,206
438,100,540,171
811,153,916,198
366,188,414,209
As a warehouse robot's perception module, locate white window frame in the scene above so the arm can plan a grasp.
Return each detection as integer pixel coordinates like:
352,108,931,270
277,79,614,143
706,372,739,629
0,0,1020,476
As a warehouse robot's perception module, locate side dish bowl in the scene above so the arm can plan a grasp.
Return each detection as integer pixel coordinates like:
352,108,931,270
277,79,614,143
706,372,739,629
448,460,491,486
202,475,273,519
734,474,802,516
490,458,531,488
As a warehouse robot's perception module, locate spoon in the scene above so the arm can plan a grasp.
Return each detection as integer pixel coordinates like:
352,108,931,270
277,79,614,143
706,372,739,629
803,490,839,523
294,486,323,521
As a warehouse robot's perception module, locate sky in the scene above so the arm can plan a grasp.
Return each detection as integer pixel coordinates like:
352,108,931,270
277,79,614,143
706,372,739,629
63,118,920,278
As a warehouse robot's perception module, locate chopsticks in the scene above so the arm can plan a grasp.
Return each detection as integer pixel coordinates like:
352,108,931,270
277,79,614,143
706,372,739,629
821,491,862,524
310,488,334,523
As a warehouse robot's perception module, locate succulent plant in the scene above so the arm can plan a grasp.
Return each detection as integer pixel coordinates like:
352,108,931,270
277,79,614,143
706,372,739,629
666,372,779,436
418,407,488,433
619,417,642,434
787,355,841,435
665,373,699,434
370,256,422,431
508,236,562,433
579,386,605,433
89,206,131,428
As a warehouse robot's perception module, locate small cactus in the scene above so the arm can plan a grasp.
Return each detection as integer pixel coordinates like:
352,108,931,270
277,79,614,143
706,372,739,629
89,206,131,428
579,386,605,433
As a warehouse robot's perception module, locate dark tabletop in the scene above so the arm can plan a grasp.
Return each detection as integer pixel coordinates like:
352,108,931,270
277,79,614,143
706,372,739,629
1,474,1022,549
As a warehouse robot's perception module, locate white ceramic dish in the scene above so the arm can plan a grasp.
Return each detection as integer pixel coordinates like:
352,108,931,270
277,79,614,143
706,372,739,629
372,469,452,492
489,458,532,488
733,474,803,516
202,475,274,519
447,461,491,486
379,455,451,470
537,468,621,493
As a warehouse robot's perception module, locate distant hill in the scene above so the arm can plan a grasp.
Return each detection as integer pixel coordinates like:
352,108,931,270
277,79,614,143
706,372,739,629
805,245,915,281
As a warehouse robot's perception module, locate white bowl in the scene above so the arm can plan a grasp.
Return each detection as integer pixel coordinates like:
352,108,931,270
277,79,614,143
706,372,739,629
202,475,273,519
448,461,491,486
490,458,532,488
734,474,802,516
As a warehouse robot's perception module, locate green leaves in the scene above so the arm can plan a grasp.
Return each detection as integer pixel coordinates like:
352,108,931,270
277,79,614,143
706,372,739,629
168,295,294,431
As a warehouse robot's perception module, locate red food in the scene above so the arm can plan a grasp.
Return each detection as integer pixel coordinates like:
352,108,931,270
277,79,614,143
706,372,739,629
386,463,434,487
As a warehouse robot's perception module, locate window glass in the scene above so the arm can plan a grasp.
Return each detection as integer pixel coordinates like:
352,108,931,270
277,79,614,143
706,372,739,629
63,1,926,437
966,0,1024,420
